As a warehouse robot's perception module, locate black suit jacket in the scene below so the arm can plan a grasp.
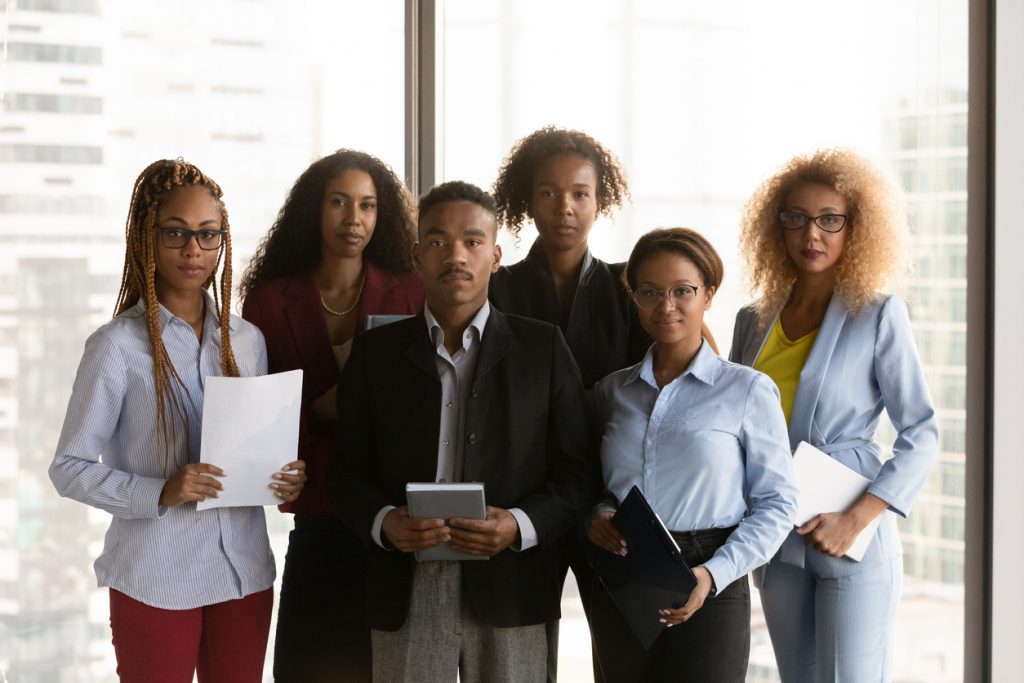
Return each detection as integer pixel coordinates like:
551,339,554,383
489,240,651,388
329,307,596,630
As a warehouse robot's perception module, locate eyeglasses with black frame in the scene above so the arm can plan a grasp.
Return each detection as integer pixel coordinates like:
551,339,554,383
155,227,226,250
632,284,703,310
778,211,848,233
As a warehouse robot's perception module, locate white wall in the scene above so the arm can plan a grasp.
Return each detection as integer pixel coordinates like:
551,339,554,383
990,0,1024,679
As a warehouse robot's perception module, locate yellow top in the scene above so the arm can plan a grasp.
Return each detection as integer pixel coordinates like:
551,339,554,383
753,319,819,424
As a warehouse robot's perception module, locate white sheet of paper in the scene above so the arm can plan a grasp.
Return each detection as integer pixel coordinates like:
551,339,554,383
792,441,882,562
196,370,302,511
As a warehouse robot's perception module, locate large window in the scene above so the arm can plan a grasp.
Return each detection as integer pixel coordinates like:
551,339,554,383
0,1,403,680
440,1,967,680
0,1,979,681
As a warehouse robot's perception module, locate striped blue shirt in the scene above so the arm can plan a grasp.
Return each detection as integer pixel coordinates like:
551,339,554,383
49,294,276,610
594,341,798,592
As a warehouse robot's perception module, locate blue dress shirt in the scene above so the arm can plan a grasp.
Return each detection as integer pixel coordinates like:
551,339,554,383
594,341,798,591
49,295,276,610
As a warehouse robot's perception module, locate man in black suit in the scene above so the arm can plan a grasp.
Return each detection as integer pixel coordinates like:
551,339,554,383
330,181,595,682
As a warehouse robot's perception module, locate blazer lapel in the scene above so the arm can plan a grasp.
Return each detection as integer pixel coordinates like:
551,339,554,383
403,314,441,380
740,312,773,368
283,274,336,392
788,295,848,448
474,308,513,384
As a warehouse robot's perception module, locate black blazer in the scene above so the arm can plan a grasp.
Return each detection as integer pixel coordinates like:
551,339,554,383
489,240,651,388
329,307,596,630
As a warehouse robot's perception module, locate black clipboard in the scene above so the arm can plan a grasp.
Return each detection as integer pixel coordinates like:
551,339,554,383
587,485,698,649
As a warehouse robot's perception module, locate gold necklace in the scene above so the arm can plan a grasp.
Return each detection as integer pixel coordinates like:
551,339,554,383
320,272,366,316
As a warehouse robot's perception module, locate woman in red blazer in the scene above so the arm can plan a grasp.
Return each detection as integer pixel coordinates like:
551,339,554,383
241,149,424,682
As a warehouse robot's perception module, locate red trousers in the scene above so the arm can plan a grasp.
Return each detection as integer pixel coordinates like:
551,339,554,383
109,588,273,683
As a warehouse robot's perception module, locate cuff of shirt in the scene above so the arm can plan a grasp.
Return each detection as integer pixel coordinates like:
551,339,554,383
131,476,168,519
508,508,537,551
700,556,734,597
372,505,397,549
589,501,617,521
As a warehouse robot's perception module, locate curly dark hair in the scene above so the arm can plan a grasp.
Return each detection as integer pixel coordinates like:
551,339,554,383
492,126,630,237
418,180,496,225
240,149,415,299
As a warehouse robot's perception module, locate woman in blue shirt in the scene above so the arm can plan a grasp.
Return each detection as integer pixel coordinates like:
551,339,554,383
587,227,797,682
731,149,938,682
50,159,305,682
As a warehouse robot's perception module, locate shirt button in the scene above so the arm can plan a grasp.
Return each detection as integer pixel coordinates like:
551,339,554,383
446,402,453,408
646,469,653,475
646,440,653,446
471,389,478,398
442,440,449,446
467,434,477,445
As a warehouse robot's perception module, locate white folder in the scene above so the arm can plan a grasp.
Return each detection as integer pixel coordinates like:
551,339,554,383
792,441,882,561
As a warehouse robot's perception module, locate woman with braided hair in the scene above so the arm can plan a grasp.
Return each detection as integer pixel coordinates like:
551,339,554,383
50,158,305,682
241,149,423,682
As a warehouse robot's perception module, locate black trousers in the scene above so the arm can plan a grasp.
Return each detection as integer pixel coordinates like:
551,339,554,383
272,516,371,683
590,526,750,683
546,534,604,683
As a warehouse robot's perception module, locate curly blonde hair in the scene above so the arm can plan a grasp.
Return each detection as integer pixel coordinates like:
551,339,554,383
739,148,908,328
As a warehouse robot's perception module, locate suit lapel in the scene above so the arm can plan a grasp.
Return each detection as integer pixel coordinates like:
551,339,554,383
283,274,335,384
403,314,441,380
788,295,847,448
741,311,773,368
474,308,513,383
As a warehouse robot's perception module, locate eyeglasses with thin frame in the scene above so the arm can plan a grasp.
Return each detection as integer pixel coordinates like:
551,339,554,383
632,284,703,310
779,210,848,233
155,226,226,250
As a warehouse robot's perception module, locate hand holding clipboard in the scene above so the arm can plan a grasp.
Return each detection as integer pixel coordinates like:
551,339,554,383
587,486,702,649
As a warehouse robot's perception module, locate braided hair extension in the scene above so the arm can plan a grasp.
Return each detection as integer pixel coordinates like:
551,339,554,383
113,159,239,472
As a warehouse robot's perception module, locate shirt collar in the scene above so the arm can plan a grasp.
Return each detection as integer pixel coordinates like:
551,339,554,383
424,300,490,349
129,290,222,333
627,338,719,389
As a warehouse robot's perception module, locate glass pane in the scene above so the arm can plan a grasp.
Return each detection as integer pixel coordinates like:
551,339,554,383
442,1,967,681
0,1,403,680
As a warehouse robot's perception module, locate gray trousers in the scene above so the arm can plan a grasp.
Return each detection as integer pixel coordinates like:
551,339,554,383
371,561,547,683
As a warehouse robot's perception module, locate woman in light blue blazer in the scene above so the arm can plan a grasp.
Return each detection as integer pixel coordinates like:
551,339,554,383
730,149,938,683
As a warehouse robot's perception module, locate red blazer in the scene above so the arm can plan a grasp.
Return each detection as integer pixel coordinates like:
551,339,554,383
242,262,425,516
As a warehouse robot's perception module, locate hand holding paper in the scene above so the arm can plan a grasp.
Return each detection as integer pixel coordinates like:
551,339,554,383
196,370,303,511
159,463,226,507
791,441,884,561
797,493,888,558
270,459,307,504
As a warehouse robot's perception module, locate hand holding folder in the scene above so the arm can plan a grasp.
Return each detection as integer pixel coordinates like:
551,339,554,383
587,486,698,649
792,441,883,561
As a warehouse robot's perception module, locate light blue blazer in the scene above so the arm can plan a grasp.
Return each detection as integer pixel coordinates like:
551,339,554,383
730,294,939,579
